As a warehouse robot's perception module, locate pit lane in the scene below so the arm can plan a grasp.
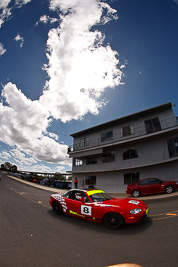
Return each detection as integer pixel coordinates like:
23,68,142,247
1,173,178,267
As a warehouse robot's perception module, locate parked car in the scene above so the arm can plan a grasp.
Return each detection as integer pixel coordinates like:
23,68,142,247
32,178,40,183
49,189,148,229
126,177,178,197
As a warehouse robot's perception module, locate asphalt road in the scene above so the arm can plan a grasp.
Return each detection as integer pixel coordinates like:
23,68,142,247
0,174,178,267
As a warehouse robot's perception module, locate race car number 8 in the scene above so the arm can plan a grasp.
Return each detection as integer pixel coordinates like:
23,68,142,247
81,205,92,216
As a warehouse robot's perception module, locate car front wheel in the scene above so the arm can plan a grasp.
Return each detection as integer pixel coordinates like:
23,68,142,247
103,212,124,229
132,190,140,198
52,202,63,214
165,186,173,194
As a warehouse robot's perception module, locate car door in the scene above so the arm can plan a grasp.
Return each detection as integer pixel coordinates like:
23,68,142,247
68,194,101,220
138,179,152,195
149,178,162,194
64,191,83,215
77,192,95,218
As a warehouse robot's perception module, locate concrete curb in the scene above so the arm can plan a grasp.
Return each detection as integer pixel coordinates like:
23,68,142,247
7,175,178,201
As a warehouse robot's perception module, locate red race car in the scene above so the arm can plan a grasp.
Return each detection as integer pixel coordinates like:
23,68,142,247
126,177,178,198
49,189,148,229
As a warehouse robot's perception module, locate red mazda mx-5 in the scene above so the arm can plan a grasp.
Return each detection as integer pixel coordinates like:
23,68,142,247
126,177,178,198
49,189,148,229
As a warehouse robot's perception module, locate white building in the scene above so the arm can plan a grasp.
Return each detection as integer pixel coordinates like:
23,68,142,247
68,102,178,193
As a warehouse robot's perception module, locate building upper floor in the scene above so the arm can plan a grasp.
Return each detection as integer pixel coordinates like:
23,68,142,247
68,102,178,157
71,132,178,173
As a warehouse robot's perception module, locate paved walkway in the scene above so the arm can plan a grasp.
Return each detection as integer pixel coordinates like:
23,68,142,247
7,175,178,201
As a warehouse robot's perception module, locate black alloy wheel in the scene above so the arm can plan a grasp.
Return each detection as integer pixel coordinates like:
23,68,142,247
52,202,63,214
103,212,124,229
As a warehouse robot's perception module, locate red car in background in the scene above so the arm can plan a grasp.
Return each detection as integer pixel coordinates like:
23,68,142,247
49,189,148,229
126,178,178,198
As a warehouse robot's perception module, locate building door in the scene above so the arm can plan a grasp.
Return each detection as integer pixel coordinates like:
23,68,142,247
85,176,96,189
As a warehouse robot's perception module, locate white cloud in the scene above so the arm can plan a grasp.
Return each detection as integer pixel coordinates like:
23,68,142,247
0,1,11,9
14,34,24,48
0,82,70,166
15,0,31,8
0,151,11,160
18,163,53,173
0,43,6,55
40,0,123,122
46,132,59,141
0,0,32,28
36,15,58,26
0,6,12,28
10,148,37,165
0,0,124,171
56,165,66,173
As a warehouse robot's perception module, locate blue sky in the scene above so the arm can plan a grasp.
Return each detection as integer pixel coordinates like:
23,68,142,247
0,0,178,173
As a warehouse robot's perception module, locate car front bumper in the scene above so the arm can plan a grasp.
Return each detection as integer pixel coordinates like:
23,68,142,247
125,208,149,224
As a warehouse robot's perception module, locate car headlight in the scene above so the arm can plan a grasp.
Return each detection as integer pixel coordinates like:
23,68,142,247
130,208,142,214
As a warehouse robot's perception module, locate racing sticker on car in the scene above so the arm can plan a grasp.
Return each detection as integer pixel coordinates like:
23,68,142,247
128,200,140,205
81,205,92,216
52,194,67,212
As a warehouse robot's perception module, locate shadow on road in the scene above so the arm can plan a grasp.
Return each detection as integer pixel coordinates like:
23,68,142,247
47,209,152,235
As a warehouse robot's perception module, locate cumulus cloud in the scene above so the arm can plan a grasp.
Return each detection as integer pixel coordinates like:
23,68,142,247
35,15,59,26
0,0,124,171
17,163,54,173
0,0,32,28
0,151,11,160
14,34,24,47
0,43,6,55
10,149,37,165
0,0,11,9
39,0,123,122
0,82,70,166
0,6,12,28
15,0,32,8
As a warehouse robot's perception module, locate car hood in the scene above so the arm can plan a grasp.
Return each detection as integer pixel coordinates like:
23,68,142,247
99,198,147,209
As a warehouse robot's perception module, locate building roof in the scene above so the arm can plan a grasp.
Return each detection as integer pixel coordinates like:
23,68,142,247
70,102,173,137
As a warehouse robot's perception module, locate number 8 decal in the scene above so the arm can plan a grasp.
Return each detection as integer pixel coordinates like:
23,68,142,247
81,205,92,216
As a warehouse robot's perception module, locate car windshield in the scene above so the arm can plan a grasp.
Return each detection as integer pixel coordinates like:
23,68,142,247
90,193,113,202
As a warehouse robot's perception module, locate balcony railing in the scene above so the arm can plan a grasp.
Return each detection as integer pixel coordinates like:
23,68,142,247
69,117,178,153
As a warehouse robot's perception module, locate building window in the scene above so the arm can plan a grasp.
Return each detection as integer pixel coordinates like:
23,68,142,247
86,157,97,165
144,117,161,134
123,149,138,160
85,176,96,186
101,130,113,142
73,158,83,166
102,152,115,163
124,172,139,185
79,137,89,147
167,136,178,158
120,125,134,137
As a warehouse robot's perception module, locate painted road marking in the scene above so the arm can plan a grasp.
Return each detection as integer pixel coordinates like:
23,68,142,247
4,183,178,221
5,184,49,208
149,210,178,220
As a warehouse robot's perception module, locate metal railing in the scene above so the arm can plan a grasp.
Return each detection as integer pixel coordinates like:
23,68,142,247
69,117,178,152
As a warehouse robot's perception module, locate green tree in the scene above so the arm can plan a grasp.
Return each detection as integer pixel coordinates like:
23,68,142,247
0,162,17,172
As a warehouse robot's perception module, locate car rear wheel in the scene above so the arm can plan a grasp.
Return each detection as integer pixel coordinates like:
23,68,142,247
132,190,140,198
52,202,63,214
103,212,124,229
165,186,173,194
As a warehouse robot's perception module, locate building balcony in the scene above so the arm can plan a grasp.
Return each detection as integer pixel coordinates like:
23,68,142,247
68,116,178,155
